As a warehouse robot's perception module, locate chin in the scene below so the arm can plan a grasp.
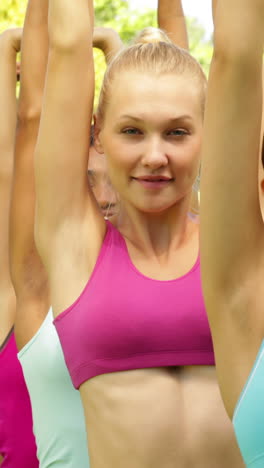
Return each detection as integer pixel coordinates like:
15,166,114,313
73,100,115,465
136,200,176,215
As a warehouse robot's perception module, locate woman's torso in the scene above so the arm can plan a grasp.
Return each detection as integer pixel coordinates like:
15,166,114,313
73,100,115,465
54,219,244,468
82,365,244,468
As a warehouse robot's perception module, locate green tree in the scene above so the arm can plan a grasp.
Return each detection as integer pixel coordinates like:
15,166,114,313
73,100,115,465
0,0,27,30
93,6,156,105
187,17,212,74
0,0,212,103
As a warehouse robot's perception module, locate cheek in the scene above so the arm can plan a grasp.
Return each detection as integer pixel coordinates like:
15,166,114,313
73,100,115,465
187,137,202,172
105,142,138,176
171,138,201,173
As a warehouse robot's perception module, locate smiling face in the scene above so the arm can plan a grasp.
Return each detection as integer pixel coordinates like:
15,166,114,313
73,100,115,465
95,72,203,214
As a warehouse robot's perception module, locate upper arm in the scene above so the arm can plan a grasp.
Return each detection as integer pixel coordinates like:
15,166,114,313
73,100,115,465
35,45,96,246
158,0,189,49
201,63,264,301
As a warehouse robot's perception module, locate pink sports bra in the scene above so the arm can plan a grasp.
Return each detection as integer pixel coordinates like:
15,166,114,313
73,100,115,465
54,221,214,389
0,330,38,467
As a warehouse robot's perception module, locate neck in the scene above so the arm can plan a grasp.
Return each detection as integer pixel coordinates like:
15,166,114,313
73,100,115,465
116,194,195,256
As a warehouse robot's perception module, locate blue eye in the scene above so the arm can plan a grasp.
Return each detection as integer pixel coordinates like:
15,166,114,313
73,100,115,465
167,129,187,136
122,128,141,135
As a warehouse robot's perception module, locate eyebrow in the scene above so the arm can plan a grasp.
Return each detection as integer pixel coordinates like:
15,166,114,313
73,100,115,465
119,114,193,122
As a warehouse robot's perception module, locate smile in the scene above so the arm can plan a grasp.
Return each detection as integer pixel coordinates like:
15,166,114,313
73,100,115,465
132,177,174,189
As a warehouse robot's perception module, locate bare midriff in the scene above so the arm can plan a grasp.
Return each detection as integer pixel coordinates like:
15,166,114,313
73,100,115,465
81,366,245,468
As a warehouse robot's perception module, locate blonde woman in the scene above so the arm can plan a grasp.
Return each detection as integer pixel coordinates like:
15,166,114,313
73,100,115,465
34,0,244,466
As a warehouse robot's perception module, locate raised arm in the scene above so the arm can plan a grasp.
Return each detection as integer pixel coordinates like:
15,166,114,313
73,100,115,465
0,29,21,336
93,27,123,64
200,0,264,412
212,0,218,25
9,0,50,348
158,0,188,49
35,0,94,254
35,0,105,315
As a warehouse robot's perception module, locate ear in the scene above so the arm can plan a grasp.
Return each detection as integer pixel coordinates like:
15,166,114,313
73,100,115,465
93,114,104,155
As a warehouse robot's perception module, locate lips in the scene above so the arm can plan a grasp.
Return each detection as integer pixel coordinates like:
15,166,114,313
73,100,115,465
132,175,173,189
135,175,173,182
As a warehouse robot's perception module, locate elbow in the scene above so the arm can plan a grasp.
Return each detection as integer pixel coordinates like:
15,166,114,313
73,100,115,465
17,107,41,124
48,1,93,51
213,31,239,63
49,24,92,53
211,48,261,81
213,29,263,67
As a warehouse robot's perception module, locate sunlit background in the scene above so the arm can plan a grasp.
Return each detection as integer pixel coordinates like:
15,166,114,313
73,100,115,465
129,0,213,37
1,0,214,104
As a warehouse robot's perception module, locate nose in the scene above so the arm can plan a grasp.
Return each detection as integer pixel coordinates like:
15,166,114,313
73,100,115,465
141,136,168,169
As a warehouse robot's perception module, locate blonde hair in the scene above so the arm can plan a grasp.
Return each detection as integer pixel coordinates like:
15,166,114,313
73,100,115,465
132,27,171,45
97,29,206,214
97,40,207,121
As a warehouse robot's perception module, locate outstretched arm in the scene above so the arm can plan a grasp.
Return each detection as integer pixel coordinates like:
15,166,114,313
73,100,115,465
0,29,21,332
200,0,264,413
158,0,188,49
35,0,94,254
212,0,218,26
93,27,123,64
35,0,105,315
9,0,50,347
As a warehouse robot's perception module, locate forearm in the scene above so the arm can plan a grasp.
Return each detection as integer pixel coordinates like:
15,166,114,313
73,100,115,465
18,0,48,119
93,27,123,64
0,32,18,157
0,31,18,296
158,0,188,49
213,0,263,61
212,0,218,26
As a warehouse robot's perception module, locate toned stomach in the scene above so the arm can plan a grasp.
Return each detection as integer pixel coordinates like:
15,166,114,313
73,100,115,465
80,366,244,468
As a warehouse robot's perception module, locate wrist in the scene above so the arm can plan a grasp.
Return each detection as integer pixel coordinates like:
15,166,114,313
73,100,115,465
0,29,21,54
93,27,118,51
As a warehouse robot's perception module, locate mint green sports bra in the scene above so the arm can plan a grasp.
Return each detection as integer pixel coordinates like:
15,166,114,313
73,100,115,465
233,340,264,467
18,309,89,467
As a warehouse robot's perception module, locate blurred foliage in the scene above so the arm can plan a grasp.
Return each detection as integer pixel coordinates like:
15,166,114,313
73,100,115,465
1,0,212,106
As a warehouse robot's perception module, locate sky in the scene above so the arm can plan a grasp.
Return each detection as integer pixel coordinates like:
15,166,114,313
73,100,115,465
129,0,213,37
